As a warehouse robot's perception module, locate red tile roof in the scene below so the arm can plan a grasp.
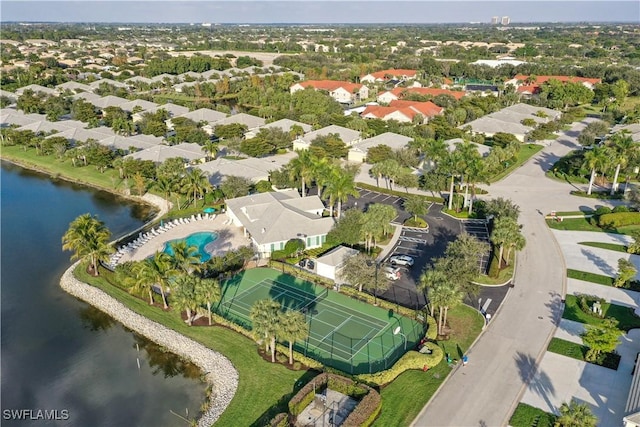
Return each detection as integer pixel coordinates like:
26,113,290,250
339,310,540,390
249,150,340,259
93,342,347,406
362,100,443,121
516,84,542,94
296,80,363,93
362,69,418,80
379,87,465,101
512,74,601,86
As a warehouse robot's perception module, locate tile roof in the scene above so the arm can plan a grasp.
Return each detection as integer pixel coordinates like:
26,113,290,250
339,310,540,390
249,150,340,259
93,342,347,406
296,80,363,94
362,69,418,80
512,74,601,86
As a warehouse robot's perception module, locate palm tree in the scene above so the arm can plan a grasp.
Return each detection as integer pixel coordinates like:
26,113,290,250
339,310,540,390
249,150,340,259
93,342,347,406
169,240,201,274
421,138,448,166
195,277,221,326
250,299,282,363
310,156,332,199
454,141,482,212
607,130,635,195
203,140,219,161
172,274,198,325
181,168,212,207
153,177,174,212
370,161,385,188
404,195,428,222
490,217,519,267
555,400,598,427
136,252,177,309
323,169,358,218
130,261,157,304
278,310,309,365
582,145,610,195
440,150,461,211
426,275,463,336
62,213,113,276
289,150,314,197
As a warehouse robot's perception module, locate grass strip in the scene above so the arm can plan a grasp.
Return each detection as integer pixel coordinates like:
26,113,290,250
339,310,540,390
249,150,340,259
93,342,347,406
578,241,628,253
489,144,543,183
372,304,484,427
563,294,640,332
509,402,556,427
566,269,640,291
547,338,620,370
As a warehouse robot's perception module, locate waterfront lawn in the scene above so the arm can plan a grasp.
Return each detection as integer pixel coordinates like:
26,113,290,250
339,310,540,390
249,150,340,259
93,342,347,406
578,241,627,253
76,266,306,426
509,403,556,427
563,294,640,332
1,146,125,191
373,304,484,427
547,337,620,370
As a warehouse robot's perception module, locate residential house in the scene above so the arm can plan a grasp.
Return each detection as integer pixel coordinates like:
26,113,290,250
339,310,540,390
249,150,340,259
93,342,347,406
55,81,93,94
15,84,58,97
196,152,297,186
124,142,206,164
290,80,369,104
211,113,266,133
169,108,228,134
132,103,189,123
244,118,312,140
89,78,128,91
377,87,465,104
118,99,159,113
360,69,418,84
347,132,413,163
225,190,334,259
505,74,602,95
292,124,362,151
361,100,443,124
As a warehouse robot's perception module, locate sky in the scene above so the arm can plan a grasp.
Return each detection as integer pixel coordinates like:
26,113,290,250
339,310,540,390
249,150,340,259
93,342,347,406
1,1,639,24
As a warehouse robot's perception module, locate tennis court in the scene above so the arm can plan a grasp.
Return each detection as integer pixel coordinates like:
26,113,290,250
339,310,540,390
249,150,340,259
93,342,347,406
216,268,425,374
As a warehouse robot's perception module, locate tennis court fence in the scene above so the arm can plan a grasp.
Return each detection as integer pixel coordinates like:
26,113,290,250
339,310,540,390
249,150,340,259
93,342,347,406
301,321,425,374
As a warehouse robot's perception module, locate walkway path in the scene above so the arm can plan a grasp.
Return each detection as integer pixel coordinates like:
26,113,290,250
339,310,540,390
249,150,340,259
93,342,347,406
412,119,624,426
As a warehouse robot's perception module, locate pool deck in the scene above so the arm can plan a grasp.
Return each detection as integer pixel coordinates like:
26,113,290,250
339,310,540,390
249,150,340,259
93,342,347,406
119,214,251,263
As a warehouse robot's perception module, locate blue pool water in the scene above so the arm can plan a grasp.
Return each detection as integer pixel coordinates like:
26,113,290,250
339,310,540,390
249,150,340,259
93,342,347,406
163,232,218,262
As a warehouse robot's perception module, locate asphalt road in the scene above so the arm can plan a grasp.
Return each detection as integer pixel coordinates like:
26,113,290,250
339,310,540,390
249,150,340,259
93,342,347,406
412,119,623,426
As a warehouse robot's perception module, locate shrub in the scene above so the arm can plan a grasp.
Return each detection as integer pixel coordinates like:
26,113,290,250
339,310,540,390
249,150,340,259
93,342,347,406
598,212,640,228
613,205,630,213
355,346,443,386
271,250,289,260
576,294,607,319
426,316,438,340
594,206,612,217
284,238,305,256
270,413,289,427
488,252,500,278
255,180,273,193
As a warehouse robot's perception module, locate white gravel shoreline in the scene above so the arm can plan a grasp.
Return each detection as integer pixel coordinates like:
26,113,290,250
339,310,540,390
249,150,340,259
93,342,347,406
60,262,239,427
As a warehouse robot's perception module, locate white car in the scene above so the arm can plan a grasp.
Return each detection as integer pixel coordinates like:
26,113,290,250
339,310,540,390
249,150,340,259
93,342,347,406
383,265,401,281
389,255,414,267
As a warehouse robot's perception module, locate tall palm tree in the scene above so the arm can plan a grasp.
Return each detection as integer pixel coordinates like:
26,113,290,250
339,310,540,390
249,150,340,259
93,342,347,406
370,161,385,188
172,274,198,325
310,156,332,199
203,140,219,161
404,195,428,222
62,213,113,276
440,150,461,211
130,261,157,304
421,138,448,165
181,168,212,207
277,310,309,365
153,176,174,212
426,276,462,336
289,150,314,197
582,145,610,195
250,299,282,362
195,277,221,326
607,130,636,195
323,169,358,218
454,141,481,212
169,240,201,274
136,252,177,309
555,400,598,427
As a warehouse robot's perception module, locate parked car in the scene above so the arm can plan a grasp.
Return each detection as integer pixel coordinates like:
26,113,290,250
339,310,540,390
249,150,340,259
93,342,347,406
383,265,401,281
389,254,414,267
298,258,307,268
307,260,315,270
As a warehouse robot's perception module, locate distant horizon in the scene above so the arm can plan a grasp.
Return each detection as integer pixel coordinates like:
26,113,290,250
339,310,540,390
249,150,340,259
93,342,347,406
1,1,639,25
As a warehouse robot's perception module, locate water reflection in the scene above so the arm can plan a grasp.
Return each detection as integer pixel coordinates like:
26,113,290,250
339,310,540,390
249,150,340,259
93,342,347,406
78,306,117,333
130,332,203,381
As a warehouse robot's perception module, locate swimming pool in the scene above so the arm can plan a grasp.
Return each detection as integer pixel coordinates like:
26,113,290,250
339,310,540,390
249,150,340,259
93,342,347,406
163,232,218,262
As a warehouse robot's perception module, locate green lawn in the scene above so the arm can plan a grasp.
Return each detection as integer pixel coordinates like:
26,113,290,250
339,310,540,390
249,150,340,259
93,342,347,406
475,252,515,286
567,268,640,291
546,217,603,232
489,144,543,183
563,294,640,332
547,337,620,370
1,145,125,191
578,241,628,253
509,403,556,427
553,210,594,216
373,304,485,427
76,266,307,426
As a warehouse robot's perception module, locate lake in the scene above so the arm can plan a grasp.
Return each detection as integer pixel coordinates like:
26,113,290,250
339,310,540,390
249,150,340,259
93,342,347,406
0,161,207,426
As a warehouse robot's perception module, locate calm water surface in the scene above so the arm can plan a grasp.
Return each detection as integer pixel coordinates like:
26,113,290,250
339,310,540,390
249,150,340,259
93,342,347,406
1,161,206,426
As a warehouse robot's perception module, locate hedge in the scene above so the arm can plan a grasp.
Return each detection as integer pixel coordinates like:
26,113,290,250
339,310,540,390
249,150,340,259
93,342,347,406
287,373,381,426
598,212,640,228
355,345,444,386
269,413,289,427
426,316,438,340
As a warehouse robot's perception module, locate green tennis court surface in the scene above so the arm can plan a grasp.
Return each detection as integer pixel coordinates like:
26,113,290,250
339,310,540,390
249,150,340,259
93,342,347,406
216,268,425,374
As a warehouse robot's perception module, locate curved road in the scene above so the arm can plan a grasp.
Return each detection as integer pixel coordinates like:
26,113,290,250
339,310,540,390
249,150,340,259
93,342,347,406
411,120,622,427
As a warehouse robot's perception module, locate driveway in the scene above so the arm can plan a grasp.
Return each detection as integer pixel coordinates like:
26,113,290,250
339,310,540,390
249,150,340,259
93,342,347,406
412,119,626,426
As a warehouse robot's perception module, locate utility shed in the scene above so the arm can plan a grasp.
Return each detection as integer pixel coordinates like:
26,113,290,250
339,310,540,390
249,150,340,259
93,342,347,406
315,246,359,281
